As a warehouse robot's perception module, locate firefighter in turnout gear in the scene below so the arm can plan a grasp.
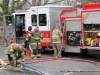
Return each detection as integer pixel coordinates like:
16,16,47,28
52,24,63,57
26,26,43,59
5,43,25,67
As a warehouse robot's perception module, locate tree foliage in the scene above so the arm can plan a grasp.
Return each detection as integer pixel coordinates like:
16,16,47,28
26,0,65,6
0,0,100,21
0,0,9,20
76,0,100,3
0,0,27,20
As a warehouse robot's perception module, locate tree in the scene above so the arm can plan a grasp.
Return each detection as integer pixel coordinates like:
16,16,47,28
76,0,100,3
0,0,99,21
0,0,10,20
26,0,65,6
14,0,27,10
27,0,77,7
57,0,76,6
0,0,27,20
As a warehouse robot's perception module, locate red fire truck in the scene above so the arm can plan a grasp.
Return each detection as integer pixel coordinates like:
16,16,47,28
61,3,100,53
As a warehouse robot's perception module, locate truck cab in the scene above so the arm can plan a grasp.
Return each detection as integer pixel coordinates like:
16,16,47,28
3,11,27,46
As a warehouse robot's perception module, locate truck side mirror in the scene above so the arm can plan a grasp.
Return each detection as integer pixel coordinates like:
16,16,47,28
28,26,32,31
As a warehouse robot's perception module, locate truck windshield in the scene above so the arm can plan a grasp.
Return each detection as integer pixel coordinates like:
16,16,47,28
5,16,13,26
31,15,37,26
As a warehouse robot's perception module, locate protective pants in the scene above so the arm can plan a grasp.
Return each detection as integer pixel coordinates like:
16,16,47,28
7,54,14,66
52,43,62,57
16,53,23,65
31,43,42,58
7,53,23,66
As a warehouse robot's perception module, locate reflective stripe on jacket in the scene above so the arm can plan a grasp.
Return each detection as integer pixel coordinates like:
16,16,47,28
26,31,43,44
52,29,62,44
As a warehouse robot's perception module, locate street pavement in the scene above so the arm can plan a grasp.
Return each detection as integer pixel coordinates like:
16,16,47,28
0,46,100,75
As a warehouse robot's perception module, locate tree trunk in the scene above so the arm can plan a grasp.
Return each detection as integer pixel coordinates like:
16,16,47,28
32,0,37,6
37,0,42,6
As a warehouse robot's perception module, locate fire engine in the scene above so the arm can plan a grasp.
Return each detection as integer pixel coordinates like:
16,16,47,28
3,4,100,53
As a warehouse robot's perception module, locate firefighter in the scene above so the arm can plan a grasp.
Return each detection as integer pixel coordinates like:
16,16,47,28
96,33,100,46
5,43,25,67
52,24,63,57
26,26,43,59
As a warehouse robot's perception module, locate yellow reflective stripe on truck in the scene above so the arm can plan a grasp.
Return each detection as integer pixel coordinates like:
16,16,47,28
83,13,90,20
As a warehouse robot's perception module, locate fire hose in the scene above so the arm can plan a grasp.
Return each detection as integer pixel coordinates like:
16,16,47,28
3,24,100,65
20,24,100,75
22,25,100,65
1,25,100,75
20,64,64,75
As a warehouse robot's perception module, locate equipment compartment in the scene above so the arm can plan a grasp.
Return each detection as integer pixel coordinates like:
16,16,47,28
84,24,100,47
84,24,100,31
67,31,81,46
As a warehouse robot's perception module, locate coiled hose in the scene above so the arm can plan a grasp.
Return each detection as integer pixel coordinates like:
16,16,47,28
3,25,100,66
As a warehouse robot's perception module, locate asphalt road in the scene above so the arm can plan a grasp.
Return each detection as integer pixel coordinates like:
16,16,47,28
0,46,100,75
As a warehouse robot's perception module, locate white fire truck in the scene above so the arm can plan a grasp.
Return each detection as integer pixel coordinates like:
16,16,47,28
3,5,73,50
3,4,100,53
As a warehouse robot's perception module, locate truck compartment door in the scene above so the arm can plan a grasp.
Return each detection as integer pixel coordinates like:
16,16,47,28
66,18,81,46
83,12,100,24
3,15,16,45
65,18,81,53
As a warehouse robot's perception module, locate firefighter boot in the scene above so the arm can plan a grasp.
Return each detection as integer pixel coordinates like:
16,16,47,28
8,61,14,66
37,54,42,58
37,49,42,58
16,64,21,67
16,59,21,67
31,54,37,59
